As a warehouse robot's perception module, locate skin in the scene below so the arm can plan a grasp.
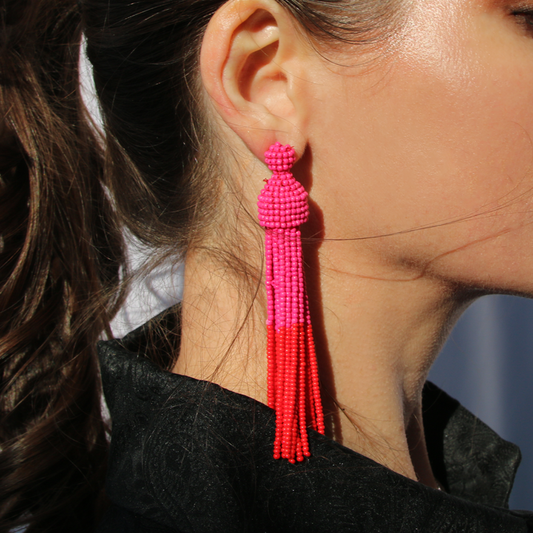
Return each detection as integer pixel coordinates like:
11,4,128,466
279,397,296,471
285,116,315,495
174,0,533,488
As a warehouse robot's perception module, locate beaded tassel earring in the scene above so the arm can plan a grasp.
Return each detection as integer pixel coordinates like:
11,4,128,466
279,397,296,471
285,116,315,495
257,142,325,463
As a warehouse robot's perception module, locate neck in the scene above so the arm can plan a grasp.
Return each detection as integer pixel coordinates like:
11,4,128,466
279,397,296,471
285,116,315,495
174,241,468,488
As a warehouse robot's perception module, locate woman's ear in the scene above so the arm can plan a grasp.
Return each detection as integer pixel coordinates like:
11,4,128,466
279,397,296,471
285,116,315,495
200,0,309,160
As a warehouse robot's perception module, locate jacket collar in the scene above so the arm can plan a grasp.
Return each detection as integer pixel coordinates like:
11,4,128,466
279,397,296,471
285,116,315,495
99,306,522,510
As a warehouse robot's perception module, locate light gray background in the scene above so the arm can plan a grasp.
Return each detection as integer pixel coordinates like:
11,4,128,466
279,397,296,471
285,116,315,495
429,295,533,510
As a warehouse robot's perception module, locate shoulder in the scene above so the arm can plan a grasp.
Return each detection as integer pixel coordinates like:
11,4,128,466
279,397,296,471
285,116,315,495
96,314,533,533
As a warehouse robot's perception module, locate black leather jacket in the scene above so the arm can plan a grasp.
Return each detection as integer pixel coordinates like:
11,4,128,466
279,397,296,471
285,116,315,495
96,311,533,532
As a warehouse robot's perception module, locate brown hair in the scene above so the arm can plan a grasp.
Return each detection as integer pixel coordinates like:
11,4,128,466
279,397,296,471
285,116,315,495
0,0,405,531
0,2,124,531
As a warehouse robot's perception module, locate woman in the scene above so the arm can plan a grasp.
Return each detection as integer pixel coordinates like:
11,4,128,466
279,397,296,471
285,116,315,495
2,0,533,530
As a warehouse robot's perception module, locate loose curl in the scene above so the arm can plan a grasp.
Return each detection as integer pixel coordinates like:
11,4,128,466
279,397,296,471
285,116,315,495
0,2,124,531
0,0,405,531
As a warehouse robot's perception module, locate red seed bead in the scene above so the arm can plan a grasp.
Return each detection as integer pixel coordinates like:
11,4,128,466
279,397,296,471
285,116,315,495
260,143,324,463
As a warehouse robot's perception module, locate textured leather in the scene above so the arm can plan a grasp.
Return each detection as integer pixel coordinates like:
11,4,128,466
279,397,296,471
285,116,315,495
422,382,520,508
96,310,533,532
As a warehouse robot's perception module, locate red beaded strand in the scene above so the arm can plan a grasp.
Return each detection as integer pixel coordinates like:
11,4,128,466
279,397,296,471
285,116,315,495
257,142,325,463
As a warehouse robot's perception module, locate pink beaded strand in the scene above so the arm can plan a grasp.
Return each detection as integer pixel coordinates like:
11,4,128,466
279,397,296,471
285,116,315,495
257,142,325,463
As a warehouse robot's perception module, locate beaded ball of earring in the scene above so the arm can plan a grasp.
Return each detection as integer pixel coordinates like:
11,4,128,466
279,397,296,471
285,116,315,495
257,142,325,463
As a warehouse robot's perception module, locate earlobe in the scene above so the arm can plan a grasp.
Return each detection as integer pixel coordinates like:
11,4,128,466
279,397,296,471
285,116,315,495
200,0,307,160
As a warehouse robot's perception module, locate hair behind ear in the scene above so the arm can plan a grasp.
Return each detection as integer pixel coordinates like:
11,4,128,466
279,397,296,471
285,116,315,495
0,1,125,531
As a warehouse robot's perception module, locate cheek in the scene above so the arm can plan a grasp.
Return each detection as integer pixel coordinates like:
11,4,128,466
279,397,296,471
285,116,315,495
310,36,533,288
319,37,533,224
375,67,533,227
